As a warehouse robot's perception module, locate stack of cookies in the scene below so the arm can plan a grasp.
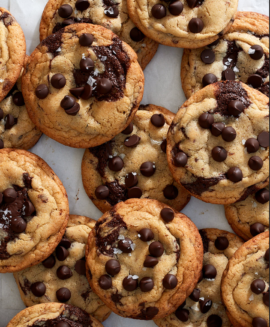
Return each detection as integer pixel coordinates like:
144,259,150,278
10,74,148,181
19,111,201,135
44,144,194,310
0,1,269,327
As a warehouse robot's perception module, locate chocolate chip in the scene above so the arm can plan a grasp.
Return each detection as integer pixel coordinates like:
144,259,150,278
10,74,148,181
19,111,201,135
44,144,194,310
144,256,159,268
105,6,119,18
125,135,141,147
248,156,263,171
212,147,227,162
11,217,27,233
163,274,177,289
80,58,94,72
169,1,183,16
163,185,179,199
202,73,217,87
56,323,69,327
0,108,3,120
140,277,154,292
122,122,133,135
58,4,73,18
81,84,93,100
249,45,264,60
251,279,266,294
139,228,154,242
222,126,236,142
215,236,229,250
69,87,84,98
0,139,4,149
59,238,71,249
56,246,69,261
130,27,145,42
255,189,269,204
42,255,56,269
75,259,86,275
250,222,265,236
207,315,222,327
99,275,112,290
149,242,164,257
61,96,75,110
203,264,217,279
36,84,49,99
106,259,121,276
3,188,17,203
245,138,260,153
200,299,212,313
123,276,138,291
199,112,214,129
174,152,188,167
96,78,112,94
201,49,215,64
5,114,17,130
265,249,269,262
151,4,166,19
118,238,133,253
189,18,204,33
76,0,90,11
128,187,142,199
189,288,200,302
140,162,156,177
186,0,198,8
258,131,269,148
65,102,80,116
175,308,189,322
57,266,73,280
161,139,167,153
151,114,165,127
248,74,263,88
222,68,235,80
24,200,35,216
56,287,71,302
108,156,124,172
161,208,174,223
95,185,109,199
144,307,159,319
263,291,269,306
79,33,94,46
31,282,46,297
125,173,138,188
252,317,267,327
228,100,244,117
62,19,74,26
211,122,225,137
12,92,24,106
51,74,66,89
227,167,243,183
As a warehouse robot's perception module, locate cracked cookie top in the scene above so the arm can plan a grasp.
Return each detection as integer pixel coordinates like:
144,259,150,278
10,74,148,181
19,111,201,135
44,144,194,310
39,0,158,70
221,231,269,327
14,215,111,322
86,198,203,320
167,81,269,205
154,228,243,327
22,24,144,148
82,104,190,213
181,12,269,98
0,149,69,273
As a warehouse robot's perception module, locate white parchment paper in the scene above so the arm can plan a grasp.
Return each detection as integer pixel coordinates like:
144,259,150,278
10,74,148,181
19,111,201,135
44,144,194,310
0,0,269,326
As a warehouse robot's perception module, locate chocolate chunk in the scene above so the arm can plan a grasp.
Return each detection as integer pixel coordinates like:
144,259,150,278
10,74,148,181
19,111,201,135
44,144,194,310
163,184,179,199
252,317,267,327
169,1,184,16
215,236,229,250
222,126,236,142
11,217,27,234
105,259,121,276
75,259,86,275
255,189,269,204
58,4,73,18
61,96,75,110
203,264,217,279
118,238,133,253
227,167,243,183
56,287,71,302
251,279,266,294
199,112,214,129
265,249,269,262
130,27,145,42
51,74,66,89
144,256,159,268
140,277,154,292
42,255,56,269
248,74,263,88
140,161,156,177
127,187,142,199
79,33,94,46
96,78,113,94
228,100,244,117
250,222,265,237
245,138,260,153
189,18,204,33
139,228,154,242
76,0,90,11
99,275,112,290
125,135,141,147
161,139,167,153
160,208,174,223
200,299,212,313
175,308,189,322
207,315,222,327
212,146,227,162
31,282,46,297
151,4,166,19
5,114,17,130
248,156,263,171
249,45,264,60
189,288,200,302
56,246,69,261
12,92,24,106
174,152,188,167
151,114,165,127
201,49,215,64
186,0,199,8
123,276,138,291
258,131,269,148
263,291,269,307
222,68,235,80
125,173,138,188
211,122,225,137
57,266,73,280
122,122,133,135
95,185,110,199
163,274,178,289
109,156,124,172
149,241,164,257
105,6,119,18
202,73,217,87
80,58,94,72
36,84,49,99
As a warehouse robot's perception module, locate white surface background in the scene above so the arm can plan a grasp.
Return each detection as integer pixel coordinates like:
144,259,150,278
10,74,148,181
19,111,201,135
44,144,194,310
0,0,269,326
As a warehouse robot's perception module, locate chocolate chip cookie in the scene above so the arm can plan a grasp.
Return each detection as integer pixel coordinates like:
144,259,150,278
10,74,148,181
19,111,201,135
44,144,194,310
0,149,69,273
167,80,269,205
127,0,238,48
14,215,111,322
221,231,269,327
181,12,269,98
7,303,103,327
86,198,203,320
154,229,243,327
225,186,269,241
0,8,26,102
82,104,190,213
39,0,158,70
22,24,144,148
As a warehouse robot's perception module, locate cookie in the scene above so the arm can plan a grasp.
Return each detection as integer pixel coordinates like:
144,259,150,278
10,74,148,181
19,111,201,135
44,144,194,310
7,303,103,327
167,80,269,205
22,23,144,148
181,12,269,98
225,186,269,241
82,104,191,213
14,215,111,322
0,149,69,273
86,198,203,320
127,0,238,48
0,58,42,150
154,229,244,327
221,231,269,327
0,8,26,102
39,0,158,70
